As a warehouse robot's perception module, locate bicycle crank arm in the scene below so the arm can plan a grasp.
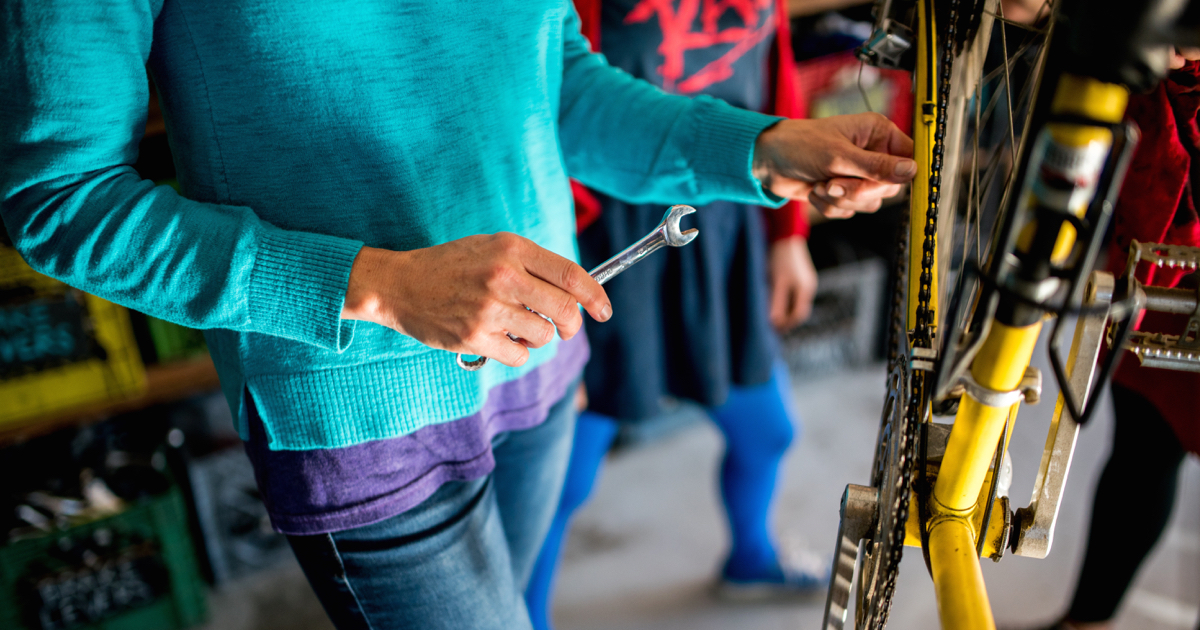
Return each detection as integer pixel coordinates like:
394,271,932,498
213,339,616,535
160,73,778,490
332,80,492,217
822,484,879,630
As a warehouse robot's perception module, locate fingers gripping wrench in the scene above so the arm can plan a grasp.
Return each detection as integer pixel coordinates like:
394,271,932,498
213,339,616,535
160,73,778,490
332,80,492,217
456,205,698,371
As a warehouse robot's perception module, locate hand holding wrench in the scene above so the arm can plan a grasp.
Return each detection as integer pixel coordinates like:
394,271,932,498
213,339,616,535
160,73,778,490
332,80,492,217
456,204,698,370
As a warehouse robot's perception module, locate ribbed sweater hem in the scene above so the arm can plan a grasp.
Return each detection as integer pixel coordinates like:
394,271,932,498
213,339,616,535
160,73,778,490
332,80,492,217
245,339,564,450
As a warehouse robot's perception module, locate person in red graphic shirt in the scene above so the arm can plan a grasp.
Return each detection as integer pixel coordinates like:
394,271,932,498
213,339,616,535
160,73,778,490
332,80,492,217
523,2,882,628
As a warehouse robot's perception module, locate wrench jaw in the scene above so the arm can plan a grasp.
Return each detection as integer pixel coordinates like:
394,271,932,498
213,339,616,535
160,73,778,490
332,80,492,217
662,205,699,247
456,354,488,371
672,227,699,247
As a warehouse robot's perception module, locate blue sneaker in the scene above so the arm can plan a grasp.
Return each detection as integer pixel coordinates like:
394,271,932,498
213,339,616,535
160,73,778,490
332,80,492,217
714,557,830,602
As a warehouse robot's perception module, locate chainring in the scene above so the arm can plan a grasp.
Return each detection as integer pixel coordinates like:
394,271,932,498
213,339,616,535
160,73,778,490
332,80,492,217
856,360,915,628
853,208,923,629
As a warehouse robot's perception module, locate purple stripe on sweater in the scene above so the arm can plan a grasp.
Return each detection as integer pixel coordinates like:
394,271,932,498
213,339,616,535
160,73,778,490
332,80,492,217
244,334,589,535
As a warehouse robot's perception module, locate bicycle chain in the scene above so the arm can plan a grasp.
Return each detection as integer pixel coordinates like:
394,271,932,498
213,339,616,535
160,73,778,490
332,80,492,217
868,210,911,629
915,0,956,351
869,0,958,626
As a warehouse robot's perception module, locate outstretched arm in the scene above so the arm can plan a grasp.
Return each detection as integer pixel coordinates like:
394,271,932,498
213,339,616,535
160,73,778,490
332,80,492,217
556,7,915,218
1,0,363,352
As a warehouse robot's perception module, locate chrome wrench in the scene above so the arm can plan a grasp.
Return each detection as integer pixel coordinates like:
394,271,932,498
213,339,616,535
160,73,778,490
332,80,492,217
456,204,698,371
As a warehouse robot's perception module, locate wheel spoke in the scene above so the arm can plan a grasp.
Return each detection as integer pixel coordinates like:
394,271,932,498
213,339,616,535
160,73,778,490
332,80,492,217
998,2,1020,167
973,69,984,261
978,36,1039,90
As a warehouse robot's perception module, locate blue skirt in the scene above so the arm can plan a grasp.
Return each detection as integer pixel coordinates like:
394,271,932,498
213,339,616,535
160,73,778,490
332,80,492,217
577,195,779,421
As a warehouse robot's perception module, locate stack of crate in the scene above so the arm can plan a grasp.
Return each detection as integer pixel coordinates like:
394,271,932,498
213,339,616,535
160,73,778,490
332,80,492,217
0,242,146,429
0,484,208,630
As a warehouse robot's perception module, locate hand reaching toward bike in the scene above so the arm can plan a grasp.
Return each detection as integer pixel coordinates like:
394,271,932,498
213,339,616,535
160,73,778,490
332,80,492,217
340,233,611,368
753,112,916,219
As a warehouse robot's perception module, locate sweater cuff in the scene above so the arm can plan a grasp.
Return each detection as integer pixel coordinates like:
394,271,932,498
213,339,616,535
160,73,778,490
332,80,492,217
249,226,364,352
690,96,786,207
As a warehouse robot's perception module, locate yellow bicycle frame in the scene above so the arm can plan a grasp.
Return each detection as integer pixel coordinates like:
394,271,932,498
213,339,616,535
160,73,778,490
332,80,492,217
907,4,1130,628
909,0,939,329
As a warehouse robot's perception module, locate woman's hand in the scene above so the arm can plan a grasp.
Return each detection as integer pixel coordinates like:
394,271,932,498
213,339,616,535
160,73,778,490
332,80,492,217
753,112,916,219
341,233,612,367
767,236,818,331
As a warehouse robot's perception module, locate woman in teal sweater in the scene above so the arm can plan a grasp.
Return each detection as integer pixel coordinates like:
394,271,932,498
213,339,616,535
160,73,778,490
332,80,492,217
0,1,914,627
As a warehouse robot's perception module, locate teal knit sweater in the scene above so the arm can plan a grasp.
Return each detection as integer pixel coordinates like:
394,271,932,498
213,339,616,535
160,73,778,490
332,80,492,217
0,0,782,449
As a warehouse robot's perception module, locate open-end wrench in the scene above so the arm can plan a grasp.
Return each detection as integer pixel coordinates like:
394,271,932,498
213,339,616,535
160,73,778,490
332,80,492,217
456,204,698,371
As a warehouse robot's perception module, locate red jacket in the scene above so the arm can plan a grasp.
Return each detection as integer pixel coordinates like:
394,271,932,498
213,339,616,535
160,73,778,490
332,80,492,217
570,0,809,241
1108,61,1200,454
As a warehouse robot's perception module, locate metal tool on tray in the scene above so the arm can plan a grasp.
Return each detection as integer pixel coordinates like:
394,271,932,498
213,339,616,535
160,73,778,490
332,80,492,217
456,204,698,371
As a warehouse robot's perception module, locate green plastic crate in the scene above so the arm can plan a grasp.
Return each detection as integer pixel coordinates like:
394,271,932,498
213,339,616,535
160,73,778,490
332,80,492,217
0,488,207,630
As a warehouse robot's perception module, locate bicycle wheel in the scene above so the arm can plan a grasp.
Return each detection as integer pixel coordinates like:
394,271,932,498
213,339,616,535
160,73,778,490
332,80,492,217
830,1,1058,628
935,0,1059,388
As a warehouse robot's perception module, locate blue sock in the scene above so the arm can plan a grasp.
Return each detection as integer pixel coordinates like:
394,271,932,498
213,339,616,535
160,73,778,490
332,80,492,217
707,361,799,581
525,411,619,630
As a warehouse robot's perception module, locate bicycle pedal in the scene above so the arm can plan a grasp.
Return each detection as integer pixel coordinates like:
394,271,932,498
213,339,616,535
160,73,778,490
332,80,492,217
1128,241,1200,271
1126,331,1200,372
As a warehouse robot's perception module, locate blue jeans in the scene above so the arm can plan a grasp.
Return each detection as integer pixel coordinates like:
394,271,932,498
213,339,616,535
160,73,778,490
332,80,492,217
288,386,578,630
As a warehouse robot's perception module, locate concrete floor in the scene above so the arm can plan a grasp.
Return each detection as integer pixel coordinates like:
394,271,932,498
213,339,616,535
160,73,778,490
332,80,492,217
201,354,1199,630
